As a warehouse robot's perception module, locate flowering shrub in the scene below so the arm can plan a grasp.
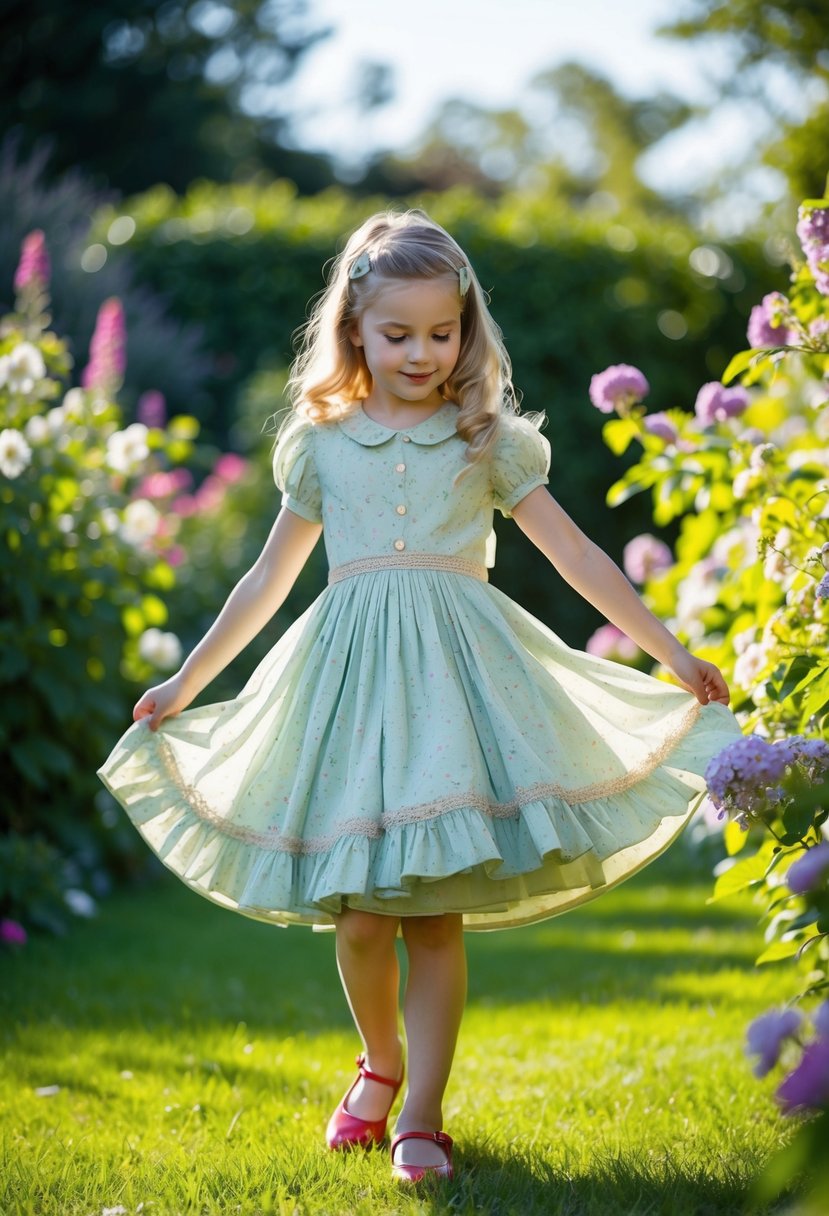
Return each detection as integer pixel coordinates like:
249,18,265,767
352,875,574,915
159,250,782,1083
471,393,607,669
595,190,829,1206
0,231,202,935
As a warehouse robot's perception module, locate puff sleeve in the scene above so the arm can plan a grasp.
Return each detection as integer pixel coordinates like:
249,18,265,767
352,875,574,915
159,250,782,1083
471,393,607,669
491,415,551,517
272,416,323,523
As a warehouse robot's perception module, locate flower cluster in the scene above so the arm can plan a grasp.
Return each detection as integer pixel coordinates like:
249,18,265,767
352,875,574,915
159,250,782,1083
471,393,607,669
747,292,795,348
585,622,641,662
622,533,673,584
694,381,749,426
81,298,126,395
748,1002,829,1115
704,734,829,826
796,202,829,296
588,364,649,414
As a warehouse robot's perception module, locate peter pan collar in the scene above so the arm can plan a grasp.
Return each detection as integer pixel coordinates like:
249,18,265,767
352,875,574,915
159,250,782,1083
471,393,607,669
337,401,459,447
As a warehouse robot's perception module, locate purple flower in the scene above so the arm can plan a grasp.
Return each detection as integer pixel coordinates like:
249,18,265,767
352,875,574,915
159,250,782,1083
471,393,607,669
816,572,829,600
808,316,829,347
585,622,640,662
136,390,166,428
777,1037,829,1114
643,412,677,443
747,1008,802,1077
787,842,829,895
704,734,790,814
814,1001,829,1040
694,382,749,426
81,297,126,394
14,229,50,292
0,918,27,946
623,533,673,584
589,364,650,414
796,203,829,296
746,292,794,348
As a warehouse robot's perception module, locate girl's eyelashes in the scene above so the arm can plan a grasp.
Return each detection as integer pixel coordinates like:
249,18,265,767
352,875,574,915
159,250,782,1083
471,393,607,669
383,333,454,344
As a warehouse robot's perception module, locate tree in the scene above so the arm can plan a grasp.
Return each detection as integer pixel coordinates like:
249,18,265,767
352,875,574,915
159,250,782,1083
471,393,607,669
0,0,336,195
658,0,829,204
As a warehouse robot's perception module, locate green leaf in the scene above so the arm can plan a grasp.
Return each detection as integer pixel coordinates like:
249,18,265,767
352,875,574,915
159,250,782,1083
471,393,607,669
707,851,769,903
721,348,762,384
755,936,807,965
724,819,749,855
801,670,829,719
602,417,641,457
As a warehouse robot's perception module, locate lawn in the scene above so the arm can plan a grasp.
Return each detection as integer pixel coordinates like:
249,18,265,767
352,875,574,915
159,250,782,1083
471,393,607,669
0,845,803,1216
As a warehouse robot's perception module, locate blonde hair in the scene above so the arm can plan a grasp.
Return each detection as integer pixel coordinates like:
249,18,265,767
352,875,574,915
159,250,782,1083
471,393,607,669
282,208,524,468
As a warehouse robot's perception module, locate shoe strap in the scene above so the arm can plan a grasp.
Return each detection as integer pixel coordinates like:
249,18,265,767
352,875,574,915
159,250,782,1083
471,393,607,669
391,1129,454,1154
356,1052,402,1089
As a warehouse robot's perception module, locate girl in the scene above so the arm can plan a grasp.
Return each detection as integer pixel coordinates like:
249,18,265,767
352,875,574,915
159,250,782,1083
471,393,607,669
98,209,743,1184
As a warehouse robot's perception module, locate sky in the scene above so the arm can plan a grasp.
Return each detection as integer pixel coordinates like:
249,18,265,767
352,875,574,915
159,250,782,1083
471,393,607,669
277,0,800,231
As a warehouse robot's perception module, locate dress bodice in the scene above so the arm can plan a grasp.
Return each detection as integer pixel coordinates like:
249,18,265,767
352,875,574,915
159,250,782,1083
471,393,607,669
273,402,551,573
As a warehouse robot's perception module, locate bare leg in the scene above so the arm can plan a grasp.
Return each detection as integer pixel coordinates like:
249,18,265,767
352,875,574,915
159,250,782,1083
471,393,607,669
333,907,403,1119
394,913,467,1168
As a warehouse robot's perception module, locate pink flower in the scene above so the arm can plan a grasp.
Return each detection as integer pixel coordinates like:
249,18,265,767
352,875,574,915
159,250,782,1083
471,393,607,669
214,453,249,484
14,230,50,292
1,918,27,946
171,494,199,517
787,841,829,894
643,412,677,443
585,622,640,662
776,1037,829,1114
194,475,225,511
623,534,673,584
166,545,185,567
588,364,649,414
694,382,749,426
747,293,794,347
136,390,166,428
135,469,193,500
81,298,126,394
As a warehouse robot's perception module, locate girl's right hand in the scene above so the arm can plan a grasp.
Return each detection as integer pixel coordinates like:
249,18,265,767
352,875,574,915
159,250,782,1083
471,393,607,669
133,673,194,731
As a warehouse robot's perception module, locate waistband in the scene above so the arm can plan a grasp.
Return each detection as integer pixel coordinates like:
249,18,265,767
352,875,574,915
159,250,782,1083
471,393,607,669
328,553,489,585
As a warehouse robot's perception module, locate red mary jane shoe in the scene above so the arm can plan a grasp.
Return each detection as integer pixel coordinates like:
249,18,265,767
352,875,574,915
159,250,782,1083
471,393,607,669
325,1053,403,1151
390,1130,454,1183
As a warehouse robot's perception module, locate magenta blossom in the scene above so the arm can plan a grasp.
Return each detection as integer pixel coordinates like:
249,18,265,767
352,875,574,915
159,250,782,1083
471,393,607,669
623,533,673,584
787,841,829,895
585,622,640,662
589,364,650,414
136,390,166,428
0,918,27,946
14,229,50,292
746,1008,802,1077
796,203,829,296
214,453,249,483
777,1037,829,1114
746,292,794,348
694,382,749,426
81,297,126,394
135,469,193,500
643,412,677,443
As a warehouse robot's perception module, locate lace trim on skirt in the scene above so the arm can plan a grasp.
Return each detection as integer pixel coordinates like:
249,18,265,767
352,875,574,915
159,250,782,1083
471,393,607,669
152,700,702,856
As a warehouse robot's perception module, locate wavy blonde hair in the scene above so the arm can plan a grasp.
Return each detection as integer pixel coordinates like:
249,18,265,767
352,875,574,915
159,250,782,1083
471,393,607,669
282,208,526,468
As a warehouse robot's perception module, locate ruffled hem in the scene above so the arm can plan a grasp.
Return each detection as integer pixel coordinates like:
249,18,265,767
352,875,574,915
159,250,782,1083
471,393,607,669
97,700,738,931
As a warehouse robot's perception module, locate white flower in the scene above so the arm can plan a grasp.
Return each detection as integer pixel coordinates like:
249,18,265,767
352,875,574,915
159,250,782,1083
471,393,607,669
732,627,757,655
106,422,150,473
749,443,776,470
675,568,721,637
45,405,67,434
62,387,86,417
763,548,788,583
64,889,97,918
120,498,160,545
99,507,120,535
24,415,50,444
733,642,769,690
732,469,760,500
1,341,46,394
0,428,33,478
138,627,182,670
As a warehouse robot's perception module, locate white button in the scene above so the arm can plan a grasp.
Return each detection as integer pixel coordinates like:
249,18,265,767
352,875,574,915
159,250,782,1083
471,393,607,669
394,539,405,551
402,435,411,443
396,504,406,515
395,463,406,473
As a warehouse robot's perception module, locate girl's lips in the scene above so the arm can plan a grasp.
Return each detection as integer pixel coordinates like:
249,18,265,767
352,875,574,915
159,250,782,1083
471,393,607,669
402,372,433,382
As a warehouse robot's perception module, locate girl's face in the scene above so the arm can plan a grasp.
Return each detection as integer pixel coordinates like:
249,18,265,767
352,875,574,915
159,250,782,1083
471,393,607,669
350,278,462,416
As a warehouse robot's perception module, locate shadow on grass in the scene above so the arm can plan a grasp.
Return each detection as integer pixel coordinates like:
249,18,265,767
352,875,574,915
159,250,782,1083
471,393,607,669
375,1138,788,1216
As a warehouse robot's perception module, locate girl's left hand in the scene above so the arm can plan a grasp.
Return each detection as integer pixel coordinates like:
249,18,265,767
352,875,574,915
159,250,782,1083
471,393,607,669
666,649,731,706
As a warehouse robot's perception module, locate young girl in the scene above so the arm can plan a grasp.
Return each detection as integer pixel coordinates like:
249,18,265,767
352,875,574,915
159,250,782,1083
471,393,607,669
98,209,743,1184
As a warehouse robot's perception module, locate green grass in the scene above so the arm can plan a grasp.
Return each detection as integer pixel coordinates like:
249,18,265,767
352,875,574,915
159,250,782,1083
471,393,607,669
0,848,804,1216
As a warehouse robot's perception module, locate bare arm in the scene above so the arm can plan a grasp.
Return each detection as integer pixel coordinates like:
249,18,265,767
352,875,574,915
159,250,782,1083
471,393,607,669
511,487,731,706
134,507,323,729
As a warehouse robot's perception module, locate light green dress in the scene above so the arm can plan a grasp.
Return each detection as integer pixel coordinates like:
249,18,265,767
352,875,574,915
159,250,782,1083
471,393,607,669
97,402,743,930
